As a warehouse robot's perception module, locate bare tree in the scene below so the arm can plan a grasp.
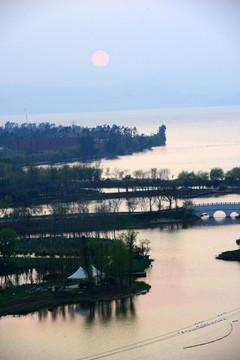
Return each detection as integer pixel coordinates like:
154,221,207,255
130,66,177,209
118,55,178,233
94,200,110,214
161,183,178,210
151,168,157,180
138,197,147,211
50,202,69,217
76,199,89,214
108,198,122,213
158,168,170,180
112,168,127,180
133,169,144,179
146,190,156,212
154,192,163,211
126,197,138,214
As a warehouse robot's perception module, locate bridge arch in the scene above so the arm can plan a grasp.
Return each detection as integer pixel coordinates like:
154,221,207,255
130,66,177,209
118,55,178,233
212,210,227,218
199,210,240,218
229,211,239,218
187,202,240,218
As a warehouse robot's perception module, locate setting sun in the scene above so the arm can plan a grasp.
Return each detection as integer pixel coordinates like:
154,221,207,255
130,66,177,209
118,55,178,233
91,50,109,67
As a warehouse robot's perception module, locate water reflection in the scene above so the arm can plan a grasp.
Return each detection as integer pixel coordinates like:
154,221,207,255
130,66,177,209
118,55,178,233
115,297,136,318
37,297,136,324
155,217,240,232
1,217,239,287
0,268,38,288
196,217,240,227
97,301,113,323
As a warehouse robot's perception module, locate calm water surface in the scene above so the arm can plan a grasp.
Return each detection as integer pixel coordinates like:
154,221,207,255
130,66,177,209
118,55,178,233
1,107,240,359
1,220,240,360
5,106,240,176
12,193,240,216
98,106,240,176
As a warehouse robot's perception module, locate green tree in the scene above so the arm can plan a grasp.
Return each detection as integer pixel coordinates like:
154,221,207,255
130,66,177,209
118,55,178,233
210,167,224,181
136,239,151,258
89,239,111,281
196,171,209,187
80,236,93,284
177,171,197,186
120,230,137,286
225,167,240,181
182,199,195,208
0,228,17,261
0,195,12,219
111,239,128,286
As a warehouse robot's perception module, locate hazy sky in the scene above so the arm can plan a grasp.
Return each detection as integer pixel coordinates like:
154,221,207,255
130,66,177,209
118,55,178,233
1,0,240,97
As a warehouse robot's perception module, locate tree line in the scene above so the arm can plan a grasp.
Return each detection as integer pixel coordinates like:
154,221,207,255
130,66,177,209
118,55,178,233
0,122,166,164
177,167,240,186
0,160,102,202
0,161,239,212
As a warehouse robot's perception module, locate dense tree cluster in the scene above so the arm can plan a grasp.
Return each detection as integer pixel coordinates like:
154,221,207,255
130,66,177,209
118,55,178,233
177,167,240,186
0,122,83,141
0,159,239,208
77,124,166,158
0,122,166,163
0,228,17,261
0,228,151,290
0,160,102,201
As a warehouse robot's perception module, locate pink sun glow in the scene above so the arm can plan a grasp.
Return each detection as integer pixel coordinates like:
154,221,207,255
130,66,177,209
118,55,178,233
91,50,109,67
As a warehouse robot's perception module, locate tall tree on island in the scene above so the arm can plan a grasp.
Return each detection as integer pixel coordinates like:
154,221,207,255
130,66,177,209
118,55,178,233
0,228,17,262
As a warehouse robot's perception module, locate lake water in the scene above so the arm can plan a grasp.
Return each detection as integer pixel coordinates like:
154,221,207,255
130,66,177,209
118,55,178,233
7,193,240,217
1,106,240,177
1,106,240,359
1,220,240,360
97,106,240,177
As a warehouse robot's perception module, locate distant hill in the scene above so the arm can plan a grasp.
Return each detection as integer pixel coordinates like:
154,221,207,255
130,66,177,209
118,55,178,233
0,81,239,115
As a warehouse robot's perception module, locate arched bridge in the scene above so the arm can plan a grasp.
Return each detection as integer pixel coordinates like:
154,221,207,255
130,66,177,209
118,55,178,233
187,202,240,217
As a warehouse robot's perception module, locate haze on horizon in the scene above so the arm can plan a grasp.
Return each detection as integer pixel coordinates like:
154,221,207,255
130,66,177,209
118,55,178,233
0,0,240,115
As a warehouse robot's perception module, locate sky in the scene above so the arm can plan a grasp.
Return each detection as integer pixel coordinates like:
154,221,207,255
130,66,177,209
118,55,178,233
0,0,240,114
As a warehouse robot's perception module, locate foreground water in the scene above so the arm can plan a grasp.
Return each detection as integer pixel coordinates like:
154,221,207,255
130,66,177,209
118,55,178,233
1,106,240,359
1,218,240,360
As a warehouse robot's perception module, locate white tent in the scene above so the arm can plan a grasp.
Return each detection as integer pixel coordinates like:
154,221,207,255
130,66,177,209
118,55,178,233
67,265,104,280
91,265,99,277
92,265,105,278
67,266,87,280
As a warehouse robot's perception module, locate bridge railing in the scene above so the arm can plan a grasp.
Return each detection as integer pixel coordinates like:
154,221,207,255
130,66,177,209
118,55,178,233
188,202,240,208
